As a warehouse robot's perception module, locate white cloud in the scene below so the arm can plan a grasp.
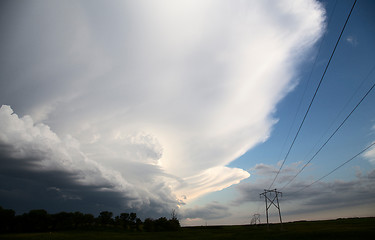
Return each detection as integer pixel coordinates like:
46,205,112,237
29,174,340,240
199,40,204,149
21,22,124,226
346,36,358,46
176,166,250,200
0,0,325,214
364,124,375,164
364,143,375,164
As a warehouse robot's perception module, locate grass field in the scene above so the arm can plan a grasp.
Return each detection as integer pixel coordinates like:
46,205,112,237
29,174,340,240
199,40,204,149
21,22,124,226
1,217,374,240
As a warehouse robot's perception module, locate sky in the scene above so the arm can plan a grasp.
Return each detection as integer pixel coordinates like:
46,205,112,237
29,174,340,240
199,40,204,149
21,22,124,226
0,0,374,226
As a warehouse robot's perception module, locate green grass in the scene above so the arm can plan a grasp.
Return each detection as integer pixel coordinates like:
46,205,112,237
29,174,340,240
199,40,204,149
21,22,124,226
1,217,374,240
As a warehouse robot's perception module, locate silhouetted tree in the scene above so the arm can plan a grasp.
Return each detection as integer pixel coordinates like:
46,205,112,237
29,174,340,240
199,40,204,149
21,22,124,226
171,209,178,220
155,217,169,231
129,212,137,223
135,217,142,231
169,209,180,231
0,207,180,232
119,212,130,229
143,218,154,232
129,212,137,230
0,206,15,232
51,212,73,230
27,209,50,232
98,211,113,225
83,213,95,228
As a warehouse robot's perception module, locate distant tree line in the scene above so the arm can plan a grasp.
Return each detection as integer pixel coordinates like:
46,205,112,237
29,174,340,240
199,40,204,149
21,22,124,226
0,206,180,233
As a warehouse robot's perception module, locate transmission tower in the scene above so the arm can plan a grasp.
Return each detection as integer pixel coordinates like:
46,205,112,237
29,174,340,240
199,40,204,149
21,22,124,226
260,189,283,227
250,213,261,225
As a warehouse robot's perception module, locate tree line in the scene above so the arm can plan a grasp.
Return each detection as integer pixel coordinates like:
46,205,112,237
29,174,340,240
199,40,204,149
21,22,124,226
0,206,180,233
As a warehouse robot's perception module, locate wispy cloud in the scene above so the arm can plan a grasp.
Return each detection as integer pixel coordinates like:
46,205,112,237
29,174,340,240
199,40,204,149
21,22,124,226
364,145,375,164
346,35,358,46
363,124,375,164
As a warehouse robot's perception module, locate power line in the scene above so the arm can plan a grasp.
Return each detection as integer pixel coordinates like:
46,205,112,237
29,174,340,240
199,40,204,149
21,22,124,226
281,66,375,190
298,64,375,171
274,0,338,176
287,142,375,196
268,0,358,190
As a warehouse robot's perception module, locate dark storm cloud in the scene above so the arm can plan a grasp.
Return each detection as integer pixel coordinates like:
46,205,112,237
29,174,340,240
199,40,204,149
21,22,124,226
0,144,177,218
0,105,179,218
0,148,125,215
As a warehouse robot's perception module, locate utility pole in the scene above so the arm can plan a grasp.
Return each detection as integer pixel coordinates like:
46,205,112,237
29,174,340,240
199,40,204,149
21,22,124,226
250,213,261,225
260,189,283,227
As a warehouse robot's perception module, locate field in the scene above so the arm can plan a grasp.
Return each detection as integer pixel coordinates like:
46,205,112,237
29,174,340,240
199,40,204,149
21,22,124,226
1,217,374,240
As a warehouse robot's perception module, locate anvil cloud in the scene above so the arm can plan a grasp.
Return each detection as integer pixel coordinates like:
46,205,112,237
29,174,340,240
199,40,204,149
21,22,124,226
0,0,325,217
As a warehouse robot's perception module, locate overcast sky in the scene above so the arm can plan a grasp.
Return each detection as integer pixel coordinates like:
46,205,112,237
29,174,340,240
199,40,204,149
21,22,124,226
1,0,374,225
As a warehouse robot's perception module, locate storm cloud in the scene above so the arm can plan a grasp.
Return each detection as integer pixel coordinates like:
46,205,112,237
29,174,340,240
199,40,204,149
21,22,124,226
0,0,325,218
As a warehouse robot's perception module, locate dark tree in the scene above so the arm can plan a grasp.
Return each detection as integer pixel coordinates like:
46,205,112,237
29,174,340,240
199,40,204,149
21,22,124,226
119,212,130,229
0,206,15,232
169,209,180,231
27,209,50,232
129,212,137,230
135,217,142,231
0,207,179,232
155,217,169,231
52,212,73,230
171,209,178,220
129,212,137,223
98,211,113,225
83,213,95,227
143,218,154,232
